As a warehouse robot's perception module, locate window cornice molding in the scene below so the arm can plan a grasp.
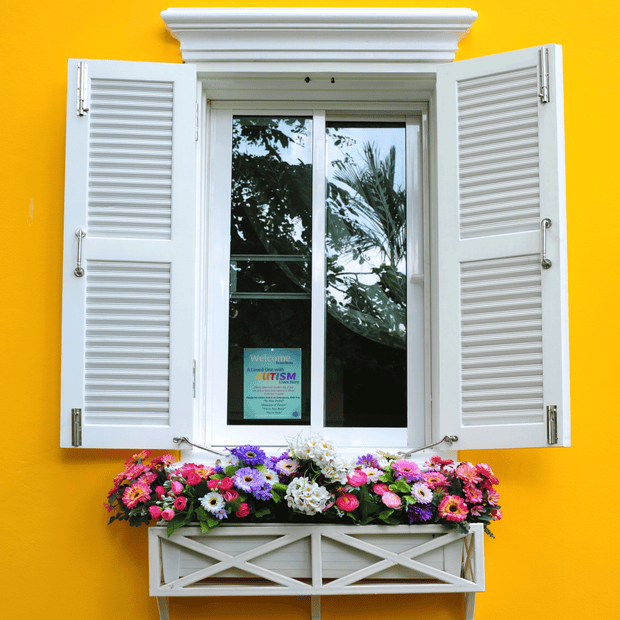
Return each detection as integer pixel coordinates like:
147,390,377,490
161,7,478,71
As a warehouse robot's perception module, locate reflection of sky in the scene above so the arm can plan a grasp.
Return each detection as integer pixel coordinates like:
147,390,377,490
326,123,407,297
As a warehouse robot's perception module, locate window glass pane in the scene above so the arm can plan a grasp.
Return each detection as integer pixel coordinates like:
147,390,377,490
325,122,407,427
227,117,312,426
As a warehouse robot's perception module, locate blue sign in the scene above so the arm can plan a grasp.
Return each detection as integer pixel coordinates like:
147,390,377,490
243,348,302,420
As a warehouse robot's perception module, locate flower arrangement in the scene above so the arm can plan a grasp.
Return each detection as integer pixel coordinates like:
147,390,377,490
105,436,502,538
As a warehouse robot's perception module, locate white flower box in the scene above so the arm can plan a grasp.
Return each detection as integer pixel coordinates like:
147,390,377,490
149,523,484,620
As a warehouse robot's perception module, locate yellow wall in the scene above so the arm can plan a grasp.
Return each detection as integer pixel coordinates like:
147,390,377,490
2,1,618,618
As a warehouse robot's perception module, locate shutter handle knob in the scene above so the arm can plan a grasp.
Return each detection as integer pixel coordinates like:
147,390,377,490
74,228,86,277
540,218,552,270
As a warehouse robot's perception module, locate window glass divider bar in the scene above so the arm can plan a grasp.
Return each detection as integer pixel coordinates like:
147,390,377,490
310,110,327,434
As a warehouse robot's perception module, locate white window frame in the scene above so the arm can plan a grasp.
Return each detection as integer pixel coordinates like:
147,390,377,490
198,101,430,451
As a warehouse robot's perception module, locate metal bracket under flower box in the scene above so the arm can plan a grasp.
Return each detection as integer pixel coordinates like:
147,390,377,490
149,523,484,620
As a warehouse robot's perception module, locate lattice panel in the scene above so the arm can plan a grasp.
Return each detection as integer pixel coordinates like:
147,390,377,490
149,524,484,597
457,65,541,239
460,254,544,426
85,260,171,426
88,78,174,239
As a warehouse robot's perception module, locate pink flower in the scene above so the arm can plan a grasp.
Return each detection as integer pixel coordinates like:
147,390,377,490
181,464,198,478
124,464,147,480
161,508,175,521
186,472,202,486
464,484,483,504
392,460,421,481
336,493,359,512
222,489,239,502
381,491,401,509
429,456,454,467
155,486,166,499
170,480,183,494
122,484,151,509
491,509,503,521
195,465,215,479
125,450,150,466
476,463,499,485
138,472,158,486
173,496,187,511
456,463,482,485
151,454,176,467
236,503,250,518
347,470,368,487
469,504,485,517
438,495,468,522
149,505,162,519
372,483,390,496
207,479,220,490
219,477,234,490
422,471,449,489
486,488,500,507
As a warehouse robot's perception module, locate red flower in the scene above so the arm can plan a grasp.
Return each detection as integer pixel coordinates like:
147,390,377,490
186,472,202,486
219,477,234,490
173,496,187,511
336,493,359,512
236,503,250,518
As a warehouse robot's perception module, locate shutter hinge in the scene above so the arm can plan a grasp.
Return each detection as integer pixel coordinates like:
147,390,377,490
546,405,558,445
538,48,550,104
195,102,199,141
192,360,196,398
76,61,89,116
71,408,83,447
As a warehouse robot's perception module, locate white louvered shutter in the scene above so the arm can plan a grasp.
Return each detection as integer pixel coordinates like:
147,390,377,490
435,45,569,450
60,59,198,448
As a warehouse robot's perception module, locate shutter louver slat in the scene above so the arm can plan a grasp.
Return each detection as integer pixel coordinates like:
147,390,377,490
458,65,541,240
84,260,171,428
460,254,543,427
88,78,174,240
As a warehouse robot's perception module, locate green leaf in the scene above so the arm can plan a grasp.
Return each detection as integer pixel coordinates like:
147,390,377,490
254,507,272,519
196,506,208,522
378,509,394,521
272,483,288,494
225,465,237,477
166,516,188,537
390,479,411,494
200,521,210,533
403,495,416,504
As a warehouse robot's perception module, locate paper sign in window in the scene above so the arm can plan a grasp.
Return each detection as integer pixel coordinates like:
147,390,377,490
243,348,302,420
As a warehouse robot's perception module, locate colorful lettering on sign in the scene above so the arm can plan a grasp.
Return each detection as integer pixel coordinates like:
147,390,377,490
253,372,297,381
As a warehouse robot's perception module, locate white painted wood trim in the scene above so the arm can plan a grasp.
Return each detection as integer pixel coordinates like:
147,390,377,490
150,523,484,597
161,8,478,70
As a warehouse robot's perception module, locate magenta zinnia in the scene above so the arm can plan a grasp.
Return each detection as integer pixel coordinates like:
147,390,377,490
438,495,468,522
422,471,448,489
122,483,151,509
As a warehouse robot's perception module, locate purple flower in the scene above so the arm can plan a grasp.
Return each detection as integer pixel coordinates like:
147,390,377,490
233,467,272,500
408,504,434,523
228,445,268,466
357,453,380,469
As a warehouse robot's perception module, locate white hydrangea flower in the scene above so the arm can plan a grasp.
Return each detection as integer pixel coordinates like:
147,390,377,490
285,477,331,515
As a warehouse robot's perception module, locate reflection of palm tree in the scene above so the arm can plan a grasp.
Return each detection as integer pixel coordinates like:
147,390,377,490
329,143,406,269
326,142,407,349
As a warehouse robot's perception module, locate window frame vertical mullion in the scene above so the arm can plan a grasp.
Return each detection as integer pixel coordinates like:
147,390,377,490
310,110,327,434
